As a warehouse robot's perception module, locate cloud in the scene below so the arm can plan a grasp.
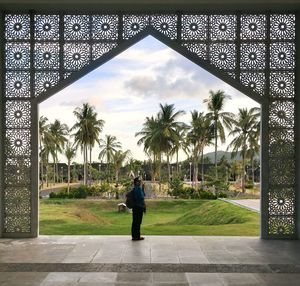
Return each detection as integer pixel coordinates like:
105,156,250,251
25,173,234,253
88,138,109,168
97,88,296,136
123,55,229,101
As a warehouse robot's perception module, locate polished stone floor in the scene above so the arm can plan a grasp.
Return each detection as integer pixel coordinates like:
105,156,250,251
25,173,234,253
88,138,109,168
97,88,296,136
0,236,300,285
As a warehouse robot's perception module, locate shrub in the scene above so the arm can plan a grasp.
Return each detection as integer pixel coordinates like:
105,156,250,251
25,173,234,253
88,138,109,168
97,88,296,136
71,185,87,199
169,178,184,197
198,189,217,200
99,182,111,193
120,179,133,193
216,191,228,198
49,189,68,199
49,185,87,199
84,185,104,197
184,187,196,197
245,181,254,189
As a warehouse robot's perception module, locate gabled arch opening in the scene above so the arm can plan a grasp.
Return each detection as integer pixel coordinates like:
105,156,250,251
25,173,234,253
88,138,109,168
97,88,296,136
38,35,261,236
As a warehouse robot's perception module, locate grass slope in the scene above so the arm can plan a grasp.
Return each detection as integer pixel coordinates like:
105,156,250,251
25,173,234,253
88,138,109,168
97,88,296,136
40,199,259,236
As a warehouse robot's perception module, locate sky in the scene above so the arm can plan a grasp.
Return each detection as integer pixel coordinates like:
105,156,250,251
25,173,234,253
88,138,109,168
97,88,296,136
40,36,260,164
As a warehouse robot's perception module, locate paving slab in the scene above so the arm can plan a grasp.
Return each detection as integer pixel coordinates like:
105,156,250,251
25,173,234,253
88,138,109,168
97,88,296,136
0,236,300,285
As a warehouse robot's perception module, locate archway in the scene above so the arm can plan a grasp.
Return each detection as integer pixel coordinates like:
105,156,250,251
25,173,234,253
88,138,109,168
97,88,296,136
0,12,297,239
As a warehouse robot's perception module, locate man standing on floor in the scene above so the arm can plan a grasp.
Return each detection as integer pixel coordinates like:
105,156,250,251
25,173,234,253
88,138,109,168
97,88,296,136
131,177,146,241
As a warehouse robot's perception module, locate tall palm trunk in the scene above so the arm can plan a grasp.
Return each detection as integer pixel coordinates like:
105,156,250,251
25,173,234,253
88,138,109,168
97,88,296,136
115,169,119,184
158,152,162,193
46,161,49,187
83,144,87,185
167,153,171,181
55,150,58,184
41,160,44,189
152,153,156,182
52,156,56,184
67,159,71,195
106,154,109,182
242,152,246,193
176,150,179,174
201,149,204,188
214,117,218,178
85,145,88,185
39,140,44,189
251,156,255,184
56,160,59,184
89,145,92,185
193,155,198,189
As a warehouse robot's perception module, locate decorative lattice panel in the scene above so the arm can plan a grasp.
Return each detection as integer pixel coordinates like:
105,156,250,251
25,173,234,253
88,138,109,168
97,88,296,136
2,12,296,238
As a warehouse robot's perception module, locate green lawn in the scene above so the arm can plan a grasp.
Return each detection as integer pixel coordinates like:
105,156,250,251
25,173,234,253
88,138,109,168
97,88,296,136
39,199,259,236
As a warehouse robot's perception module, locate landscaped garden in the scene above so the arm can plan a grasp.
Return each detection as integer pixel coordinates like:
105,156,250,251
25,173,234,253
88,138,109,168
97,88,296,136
40,199,259,236
39,89,261,236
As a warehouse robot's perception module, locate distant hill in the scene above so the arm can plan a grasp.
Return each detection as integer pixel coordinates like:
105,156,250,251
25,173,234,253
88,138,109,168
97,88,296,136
203,150,260,163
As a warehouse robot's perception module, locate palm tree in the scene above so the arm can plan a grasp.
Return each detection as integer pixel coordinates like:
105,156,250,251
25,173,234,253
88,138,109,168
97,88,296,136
39,116,50,188
71,103,105,185
40,122,56,187
247,112,260,184
227,107,260,192
136,116,162,182
99,135,121,180
204,90,234,178
112,149,131,184
170,125,189,175
230,160,241,182
65,142,77,194
187,111,214,188
156,103,186,181
49,120,68,183
127,158,143,178
136,104,186,182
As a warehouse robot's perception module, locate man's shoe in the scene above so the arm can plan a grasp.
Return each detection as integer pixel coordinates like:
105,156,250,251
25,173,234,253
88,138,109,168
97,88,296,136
132,237,145,241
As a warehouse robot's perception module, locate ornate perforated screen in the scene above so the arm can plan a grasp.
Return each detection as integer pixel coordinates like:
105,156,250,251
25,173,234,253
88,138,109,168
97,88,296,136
0,12,297,238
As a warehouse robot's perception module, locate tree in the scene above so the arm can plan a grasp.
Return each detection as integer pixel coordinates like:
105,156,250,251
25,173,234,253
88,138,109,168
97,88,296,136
170,125,189,175
65,142,77,194
157,103,186,181
71,103,105,185
112,149,131,184
227,107,260,192
127,159,143,178
247,118,260,184
136,116,162,182
136,104,186,183
187,111,214,188
99,135,121,181
39,116,50,188
204,90,234,178
49,119,68,183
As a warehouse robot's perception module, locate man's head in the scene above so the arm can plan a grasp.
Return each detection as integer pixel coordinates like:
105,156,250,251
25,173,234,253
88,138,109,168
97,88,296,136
134,177,141,186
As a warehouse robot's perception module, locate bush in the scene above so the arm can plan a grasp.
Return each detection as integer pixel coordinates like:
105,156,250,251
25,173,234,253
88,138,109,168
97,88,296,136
198,189,217,200
99,182,111,193
216,191,228,198
85,185,103,197
71,185,87,199
184,187,196,198
169,178,184,197
245,181,254,189
49,185,87,199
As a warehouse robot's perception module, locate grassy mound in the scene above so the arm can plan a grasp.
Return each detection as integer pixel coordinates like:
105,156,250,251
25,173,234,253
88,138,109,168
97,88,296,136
172,200,253,225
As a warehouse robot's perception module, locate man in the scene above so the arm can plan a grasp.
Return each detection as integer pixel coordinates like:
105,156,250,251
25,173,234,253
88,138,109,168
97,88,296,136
131,177,146,241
